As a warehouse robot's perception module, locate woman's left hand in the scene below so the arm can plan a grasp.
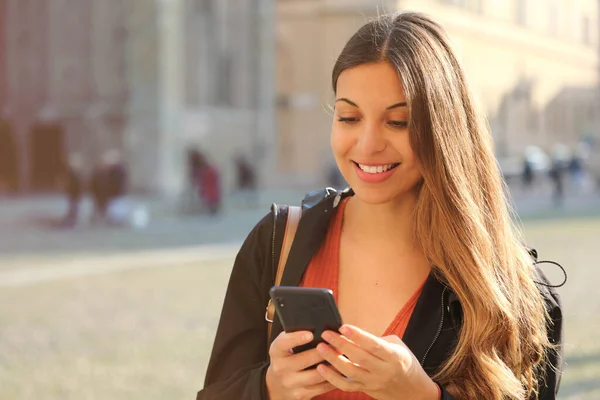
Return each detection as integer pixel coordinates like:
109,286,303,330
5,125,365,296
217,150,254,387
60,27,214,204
316,324,440,400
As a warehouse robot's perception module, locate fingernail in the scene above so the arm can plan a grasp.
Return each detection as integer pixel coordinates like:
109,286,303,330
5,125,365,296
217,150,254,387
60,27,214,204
316,343,327,354
339,326,351,336
303,332,313,341
321,331,332,341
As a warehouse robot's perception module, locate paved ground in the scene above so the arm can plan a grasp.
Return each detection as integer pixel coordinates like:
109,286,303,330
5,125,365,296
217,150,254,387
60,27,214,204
0,217,599,400
0,184,598,260
0,187,599,399
0,189,308,259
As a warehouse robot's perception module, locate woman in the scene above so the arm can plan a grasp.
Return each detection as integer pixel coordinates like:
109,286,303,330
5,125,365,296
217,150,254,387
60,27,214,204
198,12,562,400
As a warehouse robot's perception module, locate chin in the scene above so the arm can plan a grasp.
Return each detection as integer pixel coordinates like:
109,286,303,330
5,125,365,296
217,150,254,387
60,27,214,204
350,184,416,206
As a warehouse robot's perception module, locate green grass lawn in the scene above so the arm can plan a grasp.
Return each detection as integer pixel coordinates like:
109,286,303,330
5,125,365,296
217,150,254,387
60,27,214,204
0,216,598,399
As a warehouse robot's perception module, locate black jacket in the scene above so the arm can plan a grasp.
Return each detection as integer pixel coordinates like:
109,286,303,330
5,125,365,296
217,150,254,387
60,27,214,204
198,188,563,400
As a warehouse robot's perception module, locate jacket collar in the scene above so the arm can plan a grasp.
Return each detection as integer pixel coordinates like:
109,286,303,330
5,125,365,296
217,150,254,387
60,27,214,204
279,187,353,287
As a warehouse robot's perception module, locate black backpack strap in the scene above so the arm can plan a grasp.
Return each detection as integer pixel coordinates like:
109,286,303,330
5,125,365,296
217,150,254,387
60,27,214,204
270,203,289,281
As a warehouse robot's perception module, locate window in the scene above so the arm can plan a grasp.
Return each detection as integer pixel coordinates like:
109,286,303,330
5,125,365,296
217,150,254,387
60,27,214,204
216,52,233,106
442,0,481,12
472,0,483,13
516,0,527,26
548,1,558,36
194,0,213,14
443,0,468,7
582,16,591,45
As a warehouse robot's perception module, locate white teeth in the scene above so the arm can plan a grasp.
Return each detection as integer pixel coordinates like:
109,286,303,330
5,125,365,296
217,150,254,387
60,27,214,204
358,163,397,174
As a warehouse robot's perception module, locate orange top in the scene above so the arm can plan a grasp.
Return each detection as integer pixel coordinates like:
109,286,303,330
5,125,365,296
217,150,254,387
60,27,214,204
300,197,432,400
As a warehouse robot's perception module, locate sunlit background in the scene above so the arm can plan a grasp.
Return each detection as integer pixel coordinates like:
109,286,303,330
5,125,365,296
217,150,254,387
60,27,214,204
0,0,599,399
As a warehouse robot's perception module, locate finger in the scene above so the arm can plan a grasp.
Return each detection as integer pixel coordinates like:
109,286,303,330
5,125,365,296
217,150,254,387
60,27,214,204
281,367,329,388
316,342,370,382
304,381,336,398
321,330,379,371
382,334,402,344
317,362,363,393
270,331,314,358
338,325,395,361
288,348,327,371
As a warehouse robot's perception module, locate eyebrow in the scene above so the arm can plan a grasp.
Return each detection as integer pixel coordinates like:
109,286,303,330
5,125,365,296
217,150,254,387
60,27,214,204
335,98,359,108
386,102,408,110
335,98,407,110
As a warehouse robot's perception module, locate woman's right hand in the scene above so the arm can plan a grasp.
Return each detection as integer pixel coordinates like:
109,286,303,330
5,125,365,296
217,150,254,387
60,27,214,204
266,331,335,400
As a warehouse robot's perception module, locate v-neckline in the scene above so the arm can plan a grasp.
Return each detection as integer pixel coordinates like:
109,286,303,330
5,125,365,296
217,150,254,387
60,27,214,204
330,197,426,337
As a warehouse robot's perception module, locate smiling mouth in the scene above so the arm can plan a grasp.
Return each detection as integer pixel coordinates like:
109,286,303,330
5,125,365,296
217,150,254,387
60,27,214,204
352,161,400,174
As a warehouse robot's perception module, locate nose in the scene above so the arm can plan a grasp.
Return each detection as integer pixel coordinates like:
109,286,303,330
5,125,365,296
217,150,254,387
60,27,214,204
356,123,386,155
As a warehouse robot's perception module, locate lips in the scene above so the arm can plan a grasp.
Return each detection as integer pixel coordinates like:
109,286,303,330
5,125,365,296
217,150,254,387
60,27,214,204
352,161,400,184
353,161,400,174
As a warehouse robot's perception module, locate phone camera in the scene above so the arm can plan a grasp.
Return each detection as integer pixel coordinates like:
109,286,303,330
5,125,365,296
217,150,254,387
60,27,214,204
276,297,285,307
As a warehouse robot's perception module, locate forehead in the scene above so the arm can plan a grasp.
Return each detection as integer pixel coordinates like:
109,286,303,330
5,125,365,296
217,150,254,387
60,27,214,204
336,62,406,105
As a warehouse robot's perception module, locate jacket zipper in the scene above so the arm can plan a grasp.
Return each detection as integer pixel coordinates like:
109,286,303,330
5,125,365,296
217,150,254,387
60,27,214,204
420,287,447,367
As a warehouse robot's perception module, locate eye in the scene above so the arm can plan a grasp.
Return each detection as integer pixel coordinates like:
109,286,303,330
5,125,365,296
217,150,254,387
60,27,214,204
337,117,360,124
388,121,408,129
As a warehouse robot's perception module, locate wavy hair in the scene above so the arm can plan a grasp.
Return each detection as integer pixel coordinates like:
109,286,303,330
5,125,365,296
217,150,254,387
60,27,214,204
332,12,550,399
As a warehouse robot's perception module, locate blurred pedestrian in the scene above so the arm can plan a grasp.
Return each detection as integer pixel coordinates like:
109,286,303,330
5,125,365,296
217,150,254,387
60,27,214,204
59,153,85,228
187,148,202,193
90,150,128,224
522,157,533,190
194,152,221,215
568,152,584,191
549,158,565,207
234,154,257,207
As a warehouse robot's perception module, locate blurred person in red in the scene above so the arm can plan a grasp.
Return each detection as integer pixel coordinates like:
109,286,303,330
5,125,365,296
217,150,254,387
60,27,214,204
195,151,221,215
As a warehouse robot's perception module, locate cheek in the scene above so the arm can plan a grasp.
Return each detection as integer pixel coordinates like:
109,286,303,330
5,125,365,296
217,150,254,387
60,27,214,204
404,149,419,168
330,128,350,157
405,153,423,182
393,135,422,173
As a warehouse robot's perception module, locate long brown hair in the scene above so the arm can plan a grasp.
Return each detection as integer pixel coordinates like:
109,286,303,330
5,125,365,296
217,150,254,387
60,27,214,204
332,12,550,399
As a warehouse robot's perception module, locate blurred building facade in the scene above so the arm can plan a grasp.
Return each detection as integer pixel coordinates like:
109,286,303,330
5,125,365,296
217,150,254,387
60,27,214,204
276,0,600,183
1,0,599,194
0,0,130,193
0,0,276,195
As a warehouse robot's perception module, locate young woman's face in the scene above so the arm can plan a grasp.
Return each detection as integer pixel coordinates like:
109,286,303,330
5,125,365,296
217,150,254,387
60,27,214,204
331,62,423,205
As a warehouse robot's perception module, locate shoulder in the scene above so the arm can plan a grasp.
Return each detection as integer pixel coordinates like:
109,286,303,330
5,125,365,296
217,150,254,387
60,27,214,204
295,187,353,233
240,187,351,254
445,248,564,323
299,187,350,210
527,248,563,317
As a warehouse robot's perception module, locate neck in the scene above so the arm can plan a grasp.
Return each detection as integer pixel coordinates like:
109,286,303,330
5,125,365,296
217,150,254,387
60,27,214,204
344,192,419,253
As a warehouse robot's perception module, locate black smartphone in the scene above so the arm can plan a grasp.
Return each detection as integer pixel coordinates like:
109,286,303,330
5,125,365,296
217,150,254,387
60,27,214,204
269,286,343,354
